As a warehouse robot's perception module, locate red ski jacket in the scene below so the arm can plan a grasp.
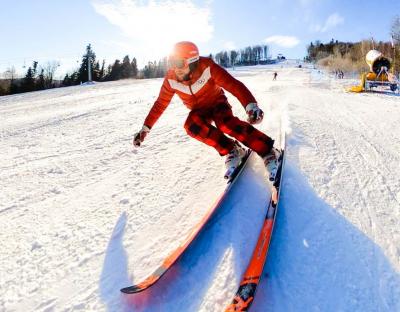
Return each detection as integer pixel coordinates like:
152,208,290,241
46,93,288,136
143,57,257,129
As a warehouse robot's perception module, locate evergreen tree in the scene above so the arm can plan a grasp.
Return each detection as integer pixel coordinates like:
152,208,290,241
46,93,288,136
223,51,229,67
254,45,263,63
143,61,155,78
78,44,97,83
22,61,38,92
263,45,268,60
62,74,71,86
92,61,100,81
244,47,252,64
99,60,106,80
37,69,45,90
215,51,230,67
121,55,133,78
9,80,20,94
105,59,123,81
156,58,167,77
230,50,238,67
62,70,80,86
70,72,79,85
131,57,138,78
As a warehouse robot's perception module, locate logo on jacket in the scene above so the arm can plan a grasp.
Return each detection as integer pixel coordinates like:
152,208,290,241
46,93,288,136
168,66,211,95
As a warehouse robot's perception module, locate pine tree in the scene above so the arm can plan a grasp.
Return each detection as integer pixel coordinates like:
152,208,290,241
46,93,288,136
121,55,133,79
22,61,38,92
99,60,106,80
263,45,268,60
230,50,238,67
131,57,138,78
155,58,167,77
92,61,101,81
106,64,112,77
113,59,122,80
105,59,122,81
223,51,229,67
37,69,45,90
70,72,79,84
78,44,97,83
143,61,155,78
9,80,20,94
62,74,71,86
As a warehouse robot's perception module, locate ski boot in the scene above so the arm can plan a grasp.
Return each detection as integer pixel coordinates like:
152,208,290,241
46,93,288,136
224,142,247,180
263,147,281,181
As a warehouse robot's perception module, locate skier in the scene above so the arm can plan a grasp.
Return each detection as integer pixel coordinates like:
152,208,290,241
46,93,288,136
133,41,280,180
273,72,278,80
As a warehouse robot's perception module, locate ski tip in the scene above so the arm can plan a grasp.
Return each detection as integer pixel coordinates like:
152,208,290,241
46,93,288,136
120,285,143,294
224,167,235,180
225,283,257,312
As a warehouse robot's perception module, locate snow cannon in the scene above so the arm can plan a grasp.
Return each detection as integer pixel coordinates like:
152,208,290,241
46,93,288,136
366,50,391,75
349,49,398,93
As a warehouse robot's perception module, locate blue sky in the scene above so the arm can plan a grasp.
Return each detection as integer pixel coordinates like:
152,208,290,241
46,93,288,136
1,0,399,78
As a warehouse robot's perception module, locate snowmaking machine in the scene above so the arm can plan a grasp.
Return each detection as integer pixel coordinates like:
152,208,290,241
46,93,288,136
349,49,399,93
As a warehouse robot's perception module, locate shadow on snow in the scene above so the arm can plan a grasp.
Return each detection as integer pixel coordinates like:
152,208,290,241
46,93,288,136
100,134,400,311
252,135,400,312
99,212,131,311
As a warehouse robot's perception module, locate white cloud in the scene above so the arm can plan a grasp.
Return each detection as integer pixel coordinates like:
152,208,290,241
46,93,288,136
264,35,300,48
91,0,213,62
223,41,236,51
311,13,344,33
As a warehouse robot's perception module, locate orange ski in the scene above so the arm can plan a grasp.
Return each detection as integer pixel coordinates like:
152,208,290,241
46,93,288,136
121,150,252,294
226,144,286,311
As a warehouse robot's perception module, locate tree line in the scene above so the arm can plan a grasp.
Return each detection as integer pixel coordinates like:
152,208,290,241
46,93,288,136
0,43,273,96
0,44,167,96
212,45,271,68
0,60,61,96
62,44,139,86
306,16,400,74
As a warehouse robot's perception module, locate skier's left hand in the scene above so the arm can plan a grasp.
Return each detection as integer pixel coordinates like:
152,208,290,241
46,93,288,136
246,103,264,124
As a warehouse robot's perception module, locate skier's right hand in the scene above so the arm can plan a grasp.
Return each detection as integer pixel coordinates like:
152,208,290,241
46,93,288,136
133,125,150,147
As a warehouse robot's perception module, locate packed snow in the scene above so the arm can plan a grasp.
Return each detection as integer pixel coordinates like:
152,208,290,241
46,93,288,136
1,61,399,311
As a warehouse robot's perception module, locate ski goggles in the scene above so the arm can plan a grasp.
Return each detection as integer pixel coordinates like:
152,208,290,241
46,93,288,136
168,56,199,70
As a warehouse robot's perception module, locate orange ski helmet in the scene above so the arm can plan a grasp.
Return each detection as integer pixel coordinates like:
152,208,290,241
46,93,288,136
168,41,199,69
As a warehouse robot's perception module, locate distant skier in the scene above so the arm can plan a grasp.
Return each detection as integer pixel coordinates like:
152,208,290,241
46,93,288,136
273,72,278,80
133,41,280,180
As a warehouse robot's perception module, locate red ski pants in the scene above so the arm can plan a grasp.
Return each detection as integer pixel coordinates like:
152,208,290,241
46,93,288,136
184,102,274,156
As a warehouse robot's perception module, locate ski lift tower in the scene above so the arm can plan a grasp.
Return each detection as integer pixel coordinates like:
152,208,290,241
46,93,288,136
84,44,94,82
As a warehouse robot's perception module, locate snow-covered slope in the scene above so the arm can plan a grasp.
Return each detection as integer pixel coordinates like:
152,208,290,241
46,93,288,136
1,62,399,311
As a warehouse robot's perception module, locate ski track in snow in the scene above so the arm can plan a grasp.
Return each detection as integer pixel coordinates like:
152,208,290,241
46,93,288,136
1,63,399,311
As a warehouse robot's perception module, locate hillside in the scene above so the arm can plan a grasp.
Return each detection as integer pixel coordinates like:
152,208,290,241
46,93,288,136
1,62,399,311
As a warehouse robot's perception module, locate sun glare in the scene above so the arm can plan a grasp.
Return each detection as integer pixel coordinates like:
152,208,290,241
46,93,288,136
92,0,213,62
